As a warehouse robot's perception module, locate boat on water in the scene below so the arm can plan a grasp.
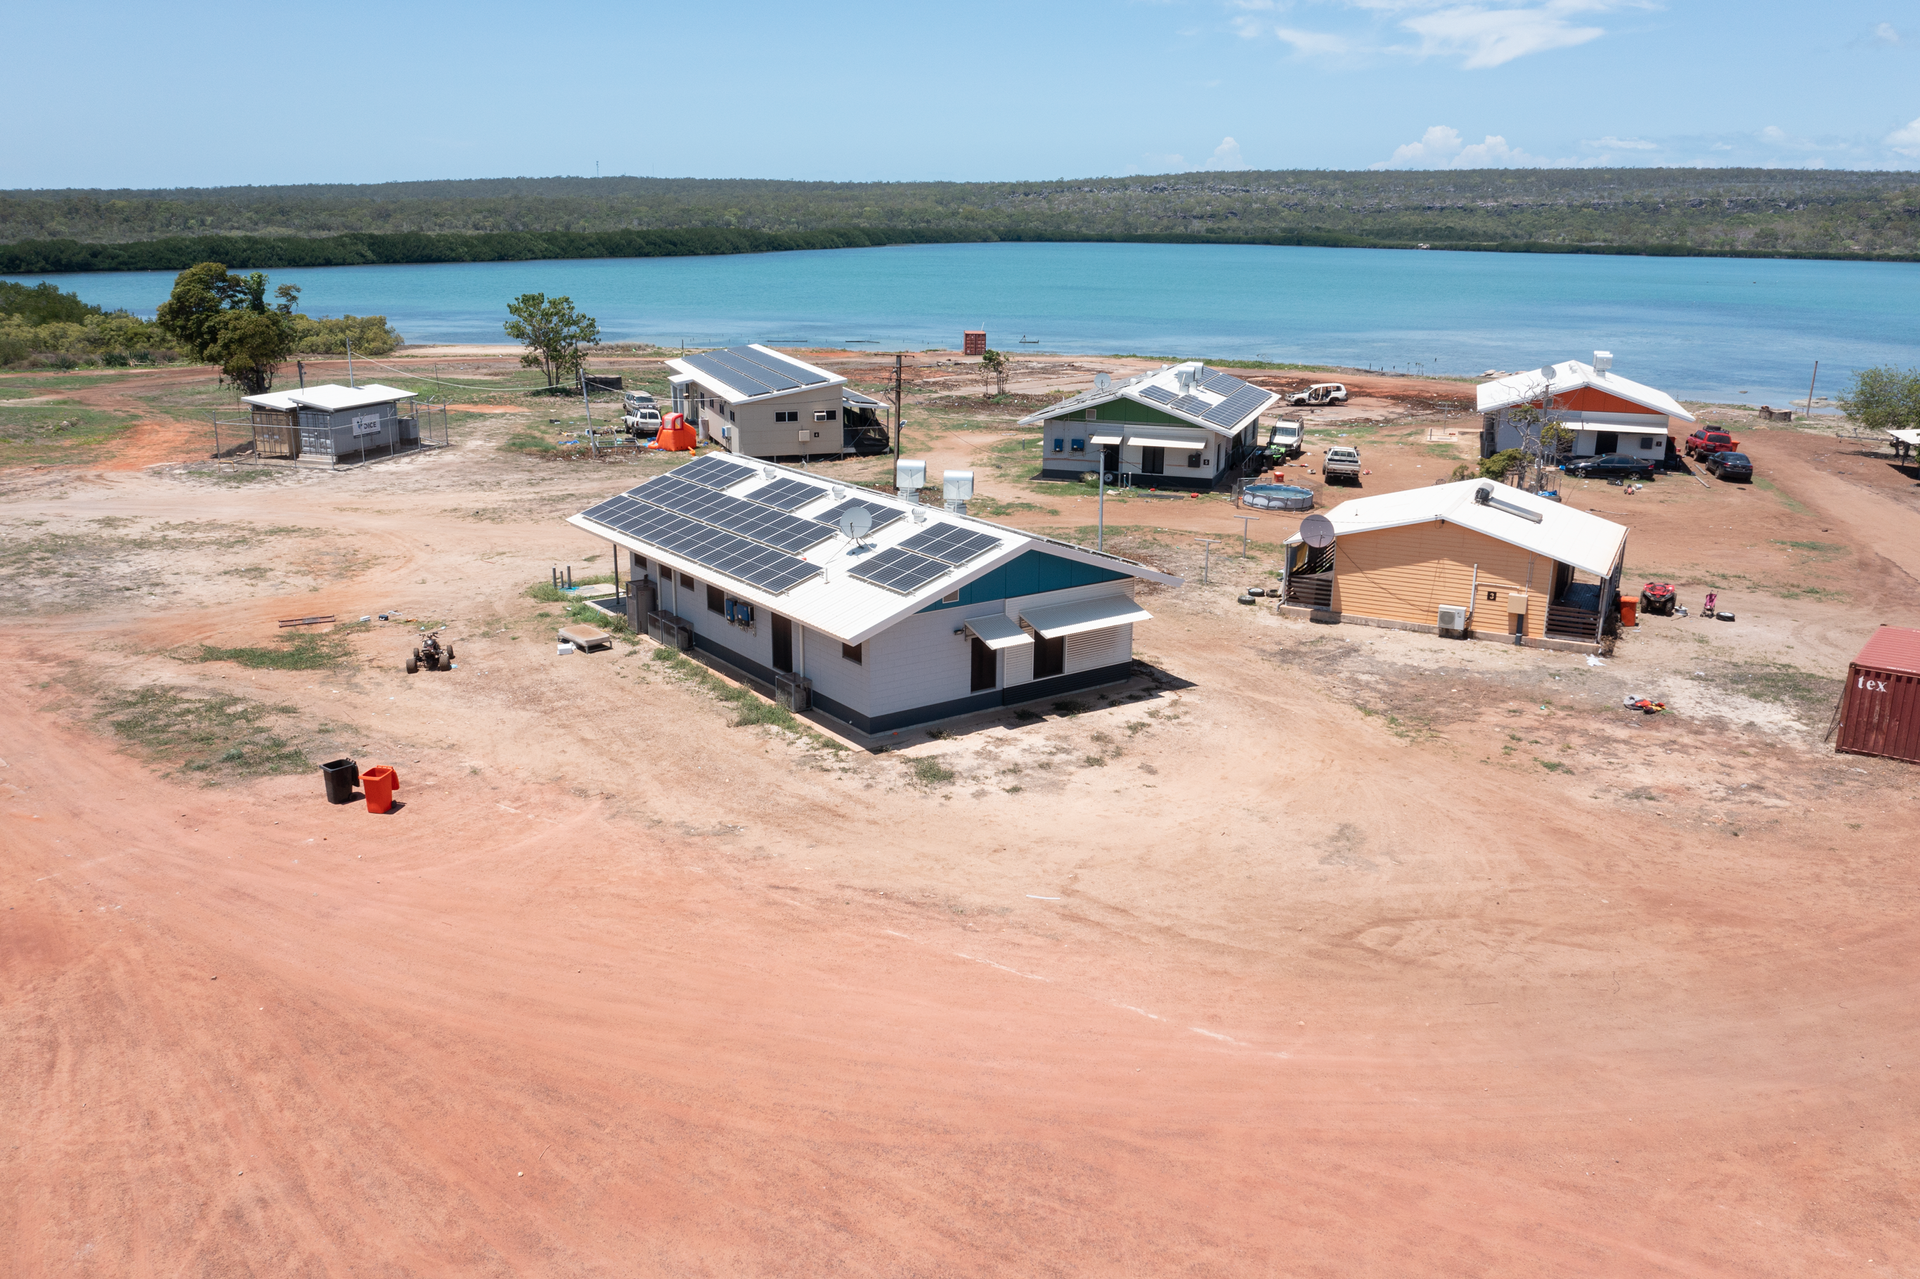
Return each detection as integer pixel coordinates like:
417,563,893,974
1018,334,1040,344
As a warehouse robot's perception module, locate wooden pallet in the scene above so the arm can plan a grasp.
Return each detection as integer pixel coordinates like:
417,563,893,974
277,614,337,629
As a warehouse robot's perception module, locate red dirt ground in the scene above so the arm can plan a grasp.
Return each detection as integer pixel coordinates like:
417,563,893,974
3,353,1917,1276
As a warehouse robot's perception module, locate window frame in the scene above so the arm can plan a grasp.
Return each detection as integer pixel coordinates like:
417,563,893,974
841,640,862,665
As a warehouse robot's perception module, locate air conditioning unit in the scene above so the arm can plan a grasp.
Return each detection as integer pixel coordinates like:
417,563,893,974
774,673,812,712
1437,605,1468,635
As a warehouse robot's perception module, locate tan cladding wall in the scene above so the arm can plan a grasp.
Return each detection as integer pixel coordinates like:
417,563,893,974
1330,521,1551,640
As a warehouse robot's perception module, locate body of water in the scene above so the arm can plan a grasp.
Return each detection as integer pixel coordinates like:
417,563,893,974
9,242,1916,405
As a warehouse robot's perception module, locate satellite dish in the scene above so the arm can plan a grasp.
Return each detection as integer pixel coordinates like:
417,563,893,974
837,506,874,542
1300,513,1336,549
1539,365,1556,380
1094,372,1111,392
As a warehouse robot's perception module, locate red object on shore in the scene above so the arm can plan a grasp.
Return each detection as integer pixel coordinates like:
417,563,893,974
963,330,986,355
362,765,398,813
1834,626,1920,764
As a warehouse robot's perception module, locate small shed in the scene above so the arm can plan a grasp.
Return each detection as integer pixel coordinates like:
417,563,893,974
1477,353,1694,466
568,455,1182,733
1833,626,1920,764
1278,478,1629,651
240,383,420,461
1019,362,1278,492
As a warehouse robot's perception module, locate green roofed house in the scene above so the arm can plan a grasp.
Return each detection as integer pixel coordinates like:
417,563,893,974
568,455,1182,735
1019,362,1280,491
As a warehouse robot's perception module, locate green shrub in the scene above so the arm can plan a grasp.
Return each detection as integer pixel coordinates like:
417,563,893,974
911,757,956,785
1479,448,1525,480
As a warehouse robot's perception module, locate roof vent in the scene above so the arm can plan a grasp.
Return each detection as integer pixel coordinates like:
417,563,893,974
1592,350,1613,373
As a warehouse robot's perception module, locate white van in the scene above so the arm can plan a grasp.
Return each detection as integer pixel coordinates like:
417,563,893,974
622,406,663,436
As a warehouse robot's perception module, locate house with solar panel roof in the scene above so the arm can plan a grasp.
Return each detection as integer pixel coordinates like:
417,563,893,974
568,454,1183,734
1019,362,1280,491
665,344,891,461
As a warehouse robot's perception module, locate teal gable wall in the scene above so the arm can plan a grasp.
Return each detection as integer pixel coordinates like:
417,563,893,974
919,549,1128,612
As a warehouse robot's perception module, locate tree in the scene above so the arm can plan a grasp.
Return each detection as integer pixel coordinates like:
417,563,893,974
1838,365,1920,434
980,348,1013,396
155,262,300,395
504,293,601,387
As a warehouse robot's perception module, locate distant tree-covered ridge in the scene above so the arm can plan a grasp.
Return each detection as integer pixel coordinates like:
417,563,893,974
2,169,1917,269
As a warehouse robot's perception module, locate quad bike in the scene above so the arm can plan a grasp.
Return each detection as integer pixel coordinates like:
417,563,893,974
1638,582,1677,617
405,627,454,673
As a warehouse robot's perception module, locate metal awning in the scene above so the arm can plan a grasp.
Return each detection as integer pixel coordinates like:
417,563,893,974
1088,430,1124,445
1127,429,1207,449
964,613,1032,650
1019,594,1152,639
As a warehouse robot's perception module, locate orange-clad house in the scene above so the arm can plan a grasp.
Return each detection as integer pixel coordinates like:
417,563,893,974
1477,351,1695,466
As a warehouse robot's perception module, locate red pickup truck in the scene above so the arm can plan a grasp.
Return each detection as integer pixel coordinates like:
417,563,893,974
1684,427,1740,459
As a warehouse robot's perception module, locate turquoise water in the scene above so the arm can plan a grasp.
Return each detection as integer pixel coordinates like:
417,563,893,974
9,241,1916,404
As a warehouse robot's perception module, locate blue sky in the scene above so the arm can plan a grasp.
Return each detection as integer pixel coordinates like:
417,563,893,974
5,0,1917,187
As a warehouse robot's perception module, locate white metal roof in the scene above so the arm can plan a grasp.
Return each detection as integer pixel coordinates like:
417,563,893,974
568,456,1182,646
1284,478,1629,578
1476,360,1695,423
241,383,414,412
1018,362,1279,437
665,345,847,404
1888,428,1920,446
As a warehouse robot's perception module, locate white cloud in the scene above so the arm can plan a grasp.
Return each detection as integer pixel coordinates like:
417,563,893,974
1273,25,1354,53
1245,1,1622,68
1585,135,1657,150
1209,136,1247,168
1759,125,1790,144
1397,5,1605,68
1370,123,1553,168
1872,21,1900,44
1889,117,1920,157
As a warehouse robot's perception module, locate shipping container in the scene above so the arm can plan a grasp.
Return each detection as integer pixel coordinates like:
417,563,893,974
1834,625,1920,765
963,330,987,355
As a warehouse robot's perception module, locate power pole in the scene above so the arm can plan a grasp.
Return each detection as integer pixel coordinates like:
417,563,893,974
346,337,354,388
1805,360,1819,418
581,367,596,460
1096,465,1105,551
892,353,904,467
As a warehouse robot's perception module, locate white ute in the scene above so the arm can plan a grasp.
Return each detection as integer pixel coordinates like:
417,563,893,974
1288,383,1349,406
1322,445,1363,485
1266,419,1304,460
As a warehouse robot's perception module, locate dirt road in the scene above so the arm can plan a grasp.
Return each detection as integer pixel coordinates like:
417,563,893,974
3,356,1917,1275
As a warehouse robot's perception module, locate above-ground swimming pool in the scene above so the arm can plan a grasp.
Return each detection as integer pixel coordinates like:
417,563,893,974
1241,484,1315,511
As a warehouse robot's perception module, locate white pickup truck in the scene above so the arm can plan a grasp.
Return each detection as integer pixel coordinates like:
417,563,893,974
1266,419,1304,460
1322,445,1363,485
621,391,662,436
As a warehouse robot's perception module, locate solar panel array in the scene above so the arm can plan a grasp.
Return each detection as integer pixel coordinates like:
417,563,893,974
630,474,834,553
847,546,950,595
812,498,903,533
1202,384,1273,428
578,493,821,594
682,347,831,400
896,523,1001,566
1136,374,1269,427
742,476,827,512
674,453,758,489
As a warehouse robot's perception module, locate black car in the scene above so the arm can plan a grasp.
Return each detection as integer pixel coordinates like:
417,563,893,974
1562,453,1655,481
1703,451,1753,481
